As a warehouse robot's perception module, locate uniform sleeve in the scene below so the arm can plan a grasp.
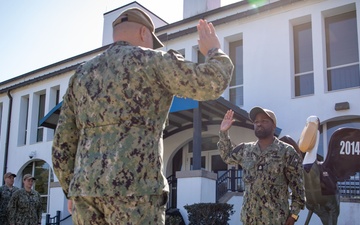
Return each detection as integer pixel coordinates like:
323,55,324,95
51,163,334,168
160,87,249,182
52,75,79,198
7,191,18,224
217,130,244,165
285,147,305,215
155,48,234,101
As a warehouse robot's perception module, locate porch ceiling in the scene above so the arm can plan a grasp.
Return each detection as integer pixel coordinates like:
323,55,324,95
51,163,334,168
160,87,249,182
164,97,253,138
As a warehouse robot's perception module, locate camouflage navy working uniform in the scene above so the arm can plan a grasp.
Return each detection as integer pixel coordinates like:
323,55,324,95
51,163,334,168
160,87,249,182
0,184,19,225
52,40,233,224
218,133,305,225
7,188,42,225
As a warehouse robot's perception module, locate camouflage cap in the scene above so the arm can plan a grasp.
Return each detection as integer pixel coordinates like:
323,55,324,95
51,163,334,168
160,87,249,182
23,174,36,181
4,172,16,179
249,106,277,126
112,7,164,49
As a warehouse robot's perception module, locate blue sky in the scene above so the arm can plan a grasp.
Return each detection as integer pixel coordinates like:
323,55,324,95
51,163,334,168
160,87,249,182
0,0,238,83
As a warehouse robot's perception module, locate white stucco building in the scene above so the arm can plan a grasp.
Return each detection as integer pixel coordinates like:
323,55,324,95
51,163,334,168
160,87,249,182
0,0,359,224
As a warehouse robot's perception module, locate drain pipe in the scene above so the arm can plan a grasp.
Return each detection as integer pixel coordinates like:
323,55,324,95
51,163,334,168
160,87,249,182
3,90,13,184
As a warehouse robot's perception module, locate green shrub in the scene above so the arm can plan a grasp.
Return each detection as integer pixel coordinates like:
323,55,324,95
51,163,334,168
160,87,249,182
184,202,234,225
166,208,185,225
165,214,183,225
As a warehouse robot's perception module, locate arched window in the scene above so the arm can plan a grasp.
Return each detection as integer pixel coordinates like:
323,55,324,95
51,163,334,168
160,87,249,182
22,160,54,213
318,117,360,199
318,118,360,157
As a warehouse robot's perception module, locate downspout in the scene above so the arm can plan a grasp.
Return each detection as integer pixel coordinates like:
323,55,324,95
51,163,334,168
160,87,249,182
3,90,13,184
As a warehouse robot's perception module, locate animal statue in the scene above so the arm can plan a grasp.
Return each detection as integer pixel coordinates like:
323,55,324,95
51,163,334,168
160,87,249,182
280,116,360,225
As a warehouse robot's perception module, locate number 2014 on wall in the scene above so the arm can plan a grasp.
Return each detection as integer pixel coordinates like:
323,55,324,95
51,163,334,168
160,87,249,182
339,141,360,155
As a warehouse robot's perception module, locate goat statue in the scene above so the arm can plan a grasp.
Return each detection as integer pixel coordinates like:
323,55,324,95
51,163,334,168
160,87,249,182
280,116,360,225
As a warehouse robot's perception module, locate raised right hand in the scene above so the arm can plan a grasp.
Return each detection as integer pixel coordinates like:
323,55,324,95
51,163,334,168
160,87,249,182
197,19,221,56
220,110,235,132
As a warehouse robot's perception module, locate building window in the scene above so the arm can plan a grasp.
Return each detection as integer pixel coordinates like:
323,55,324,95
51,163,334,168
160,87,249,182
229,40,243,106
48,86,61,139
18,95,29,145
293,22,314,96
197,50,205,63
188,136,227,173
318,118,360,199
56,89,60,105
325,10,360,91
36,94,46,142
22,160,54,213
50,86,60,106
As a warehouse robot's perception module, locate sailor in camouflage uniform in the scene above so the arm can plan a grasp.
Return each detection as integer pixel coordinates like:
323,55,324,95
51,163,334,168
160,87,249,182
52,7,233,225
0,172,19,225
7,174,42,225
218,107,305,225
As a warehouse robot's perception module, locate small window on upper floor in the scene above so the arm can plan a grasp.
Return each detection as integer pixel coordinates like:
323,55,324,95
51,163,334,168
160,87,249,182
229,40,244,106
18,95,29,146
293,22,314,97
325,10,360,91
197,49,205,63
36,94,46,142
192,45,205,63
47,86,61,139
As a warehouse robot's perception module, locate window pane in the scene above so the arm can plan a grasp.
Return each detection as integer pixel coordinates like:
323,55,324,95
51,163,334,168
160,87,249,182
34,161,50,195
326,11,359,67
56,89,60,105
19,96,29,145
230,86,243,106
327,64,360,91
294,22,313,73
230,41,243,86
37,94,46,142
229,40,243,105
197,51,205,63
295,73,314,96
36,128,43,142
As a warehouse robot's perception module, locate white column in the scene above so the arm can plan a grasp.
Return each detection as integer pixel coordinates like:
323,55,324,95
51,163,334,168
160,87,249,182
176,170,217,224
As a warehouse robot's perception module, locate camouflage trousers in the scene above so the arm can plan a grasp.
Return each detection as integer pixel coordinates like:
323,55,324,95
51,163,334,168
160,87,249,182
71,192,168,225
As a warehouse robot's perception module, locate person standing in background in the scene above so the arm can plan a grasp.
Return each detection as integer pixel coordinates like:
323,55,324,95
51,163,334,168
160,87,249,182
0,172,19,225
52,7,233,225
7,174,42,225
218,107,305,225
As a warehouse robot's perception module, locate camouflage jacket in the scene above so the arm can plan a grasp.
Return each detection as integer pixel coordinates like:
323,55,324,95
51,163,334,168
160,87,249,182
0,185,19,217
7,188,42,225
52,41,233,198
218,131,305,225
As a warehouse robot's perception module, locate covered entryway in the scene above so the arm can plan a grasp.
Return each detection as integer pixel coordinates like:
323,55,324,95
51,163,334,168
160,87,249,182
40,96,253,210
